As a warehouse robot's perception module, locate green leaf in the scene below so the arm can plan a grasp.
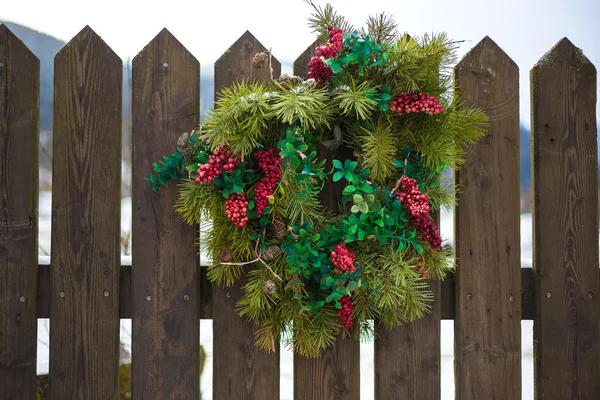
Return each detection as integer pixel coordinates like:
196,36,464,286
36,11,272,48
351,205,360,213
348,225,358,235
353,194,363,204
325,276,335,287
332,159,343,169
359,203,369,213
186,163,199,172
375,219,384,227
343,185,357,195
333,171,345,182
413,242,424,255
347,281,357,291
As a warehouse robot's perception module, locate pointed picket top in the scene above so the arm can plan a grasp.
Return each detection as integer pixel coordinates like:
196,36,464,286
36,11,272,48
293,38,324,78
133,28,199,71
532,37,596,75
455,36,519,122
214,30,281,95
0,23,39,64
55,25,121,69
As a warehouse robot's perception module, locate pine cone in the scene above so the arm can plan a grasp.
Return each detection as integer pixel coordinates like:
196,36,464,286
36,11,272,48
252,51,269,68
262,245,280,262
276,73,303,89
177,131,195,161
219,248,232,263
416,260,431,279
263,280,276,295
271,218,287,240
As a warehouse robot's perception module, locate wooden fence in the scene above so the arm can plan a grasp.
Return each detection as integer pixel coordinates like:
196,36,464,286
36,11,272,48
1,23,599,399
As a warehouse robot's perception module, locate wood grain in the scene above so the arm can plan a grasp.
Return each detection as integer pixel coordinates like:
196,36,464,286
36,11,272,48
38,264,540,320
50,26,122,399
454,36,522,399
531,37,599,399
131,29,200,399
0,24,39,400
374,34,441,400
212,31,281,400
293,39,323,78
292,41,360,400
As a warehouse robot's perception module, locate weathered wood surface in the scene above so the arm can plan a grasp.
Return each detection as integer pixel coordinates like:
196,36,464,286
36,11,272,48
38,264,539,320
131,29,201,399
212,31,281,400
374,34,442,400
531,37,600,399
0,24,39,400
454,36,522,399
50,26,122,399
292,40,360,400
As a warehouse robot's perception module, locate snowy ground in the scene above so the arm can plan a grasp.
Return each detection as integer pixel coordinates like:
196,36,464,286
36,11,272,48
37,191,535,399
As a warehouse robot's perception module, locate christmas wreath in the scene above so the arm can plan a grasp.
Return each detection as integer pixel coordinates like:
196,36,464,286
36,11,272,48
148,3,487,357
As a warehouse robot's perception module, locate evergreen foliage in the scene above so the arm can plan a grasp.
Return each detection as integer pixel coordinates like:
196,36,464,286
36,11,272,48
149,4,487,357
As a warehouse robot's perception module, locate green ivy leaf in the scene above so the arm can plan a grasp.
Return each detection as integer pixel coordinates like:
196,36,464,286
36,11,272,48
333,171,345,182
343,185,357,195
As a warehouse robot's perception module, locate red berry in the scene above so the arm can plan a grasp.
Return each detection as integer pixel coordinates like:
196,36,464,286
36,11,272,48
390,92,444,117
252,149,282,217
395,177,442,250
331,244,356,273
308,57,333,85
337,295,354,329
225,193,249,227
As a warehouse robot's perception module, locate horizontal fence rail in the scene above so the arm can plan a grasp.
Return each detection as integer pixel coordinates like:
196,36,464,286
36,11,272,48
1,22,599,400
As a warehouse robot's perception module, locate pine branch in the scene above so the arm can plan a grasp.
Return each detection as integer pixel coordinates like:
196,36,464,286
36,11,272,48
304,1,354,40
359,119,398,182
364,12,398,47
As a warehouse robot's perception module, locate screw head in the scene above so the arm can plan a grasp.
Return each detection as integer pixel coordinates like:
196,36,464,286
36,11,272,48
466,293,472,300
163,62,168,68
59,291,65,298
183,295,189,301
546,292,551,298
509,296,515,302
146,295,151,301
226,293,230,298
20,296,26,302
589,293,594,299
104,291,109,297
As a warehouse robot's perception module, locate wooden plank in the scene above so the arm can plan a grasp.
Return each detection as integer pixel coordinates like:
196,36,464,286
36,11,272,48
374,251,441,399
292,39,323,78
50,26,122,399
454,36,521,399
38,264,540,320
131,29,200,399
531,38,600,399
292,42,360,400
0,24,39,400
374,34,441,400
212,31,281,400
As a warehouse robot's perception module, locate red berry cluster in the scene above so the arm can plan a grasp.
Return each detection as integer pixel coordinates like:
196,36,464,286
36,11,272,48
225,193,249,227
253,149,282,216
390,92,444,116
337,295,354,329
308,57,333,85
331,244,356,274
396,176,442,250
315,25,343,60
195,147,240,184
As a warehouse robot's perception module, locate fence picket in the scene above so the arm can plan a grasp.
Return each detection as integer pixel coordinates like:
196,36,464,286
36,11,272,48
531,38,600,399
131,29,201,399
50,26,122,399
374,34,442,400
0,24,39,399
212,30,281,400
454,36,522,399
292,40,360,400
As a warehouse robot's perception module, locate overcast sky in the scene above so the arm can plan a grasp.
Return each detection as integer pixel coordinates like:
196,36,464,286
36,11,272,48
2,0,599,126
